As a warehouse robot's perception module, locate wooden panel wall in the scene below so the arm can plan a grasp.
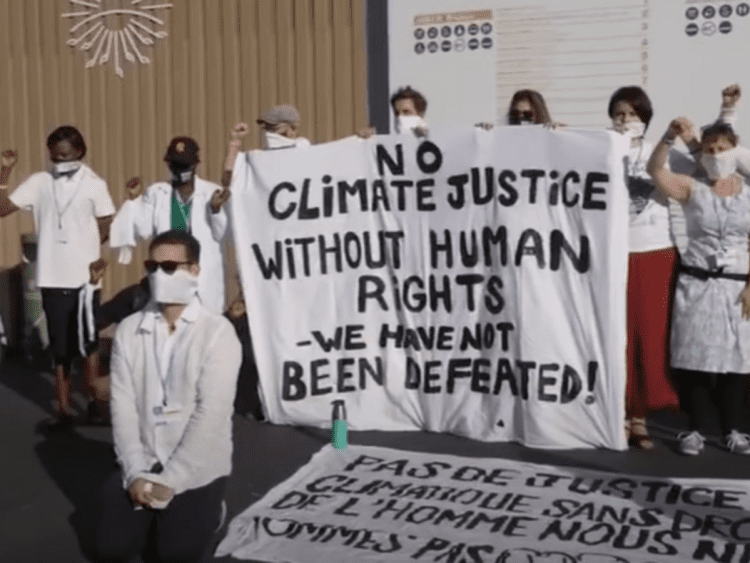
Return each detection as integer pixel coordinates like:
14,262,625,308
0,0,368,340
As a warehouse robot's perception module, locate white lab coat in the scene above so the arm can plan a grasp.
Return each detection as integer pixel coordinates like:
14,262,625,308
110,177,228,314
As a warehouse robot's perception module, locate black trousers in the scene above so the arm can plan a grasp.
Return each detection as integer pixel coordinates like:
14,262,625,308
95,470,227,563
41,287,100,364
224,312,265,421
674,368,749,435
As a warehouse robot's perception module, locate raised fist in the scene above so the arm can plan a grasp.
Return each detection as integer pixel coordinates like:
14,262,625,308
211,186,231,212
89,258,108,284
125,177,144,200
722,84,741,108
232,123,249,138
1,149,18,169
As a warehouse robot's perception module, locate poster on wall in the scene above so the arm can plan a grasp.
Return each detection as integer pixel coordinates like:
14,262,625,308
229,127,629,450
388,0,750,143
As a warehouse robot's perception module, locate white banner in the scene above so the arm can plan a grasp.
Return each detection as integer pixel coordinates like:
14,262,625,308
229,127,629,449
217,444,750,563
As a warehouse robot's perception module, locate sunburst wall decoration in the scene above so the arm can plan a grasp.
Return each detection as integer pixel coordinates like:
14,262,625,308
62,0,173,77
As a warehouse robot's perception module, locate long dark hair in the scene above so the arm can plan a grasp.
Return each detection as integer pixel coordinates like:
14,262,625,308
701,122,739,148
507,90,551,125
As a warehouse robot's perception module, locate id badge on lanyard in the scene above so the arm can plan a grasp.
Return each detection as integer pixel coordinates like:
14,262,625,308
152,404,182,426
53,171,84,243
153,328,183,426
54,223,68,243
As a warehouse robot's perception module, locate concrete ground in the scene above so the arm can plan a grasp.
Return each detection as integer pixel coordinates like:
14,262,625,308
2,351,750,563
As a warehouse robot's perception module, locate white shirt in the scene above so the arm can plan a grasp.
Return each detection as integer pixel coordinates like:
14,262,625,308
626,140,675,253
109,177,229,314
109,296,242,495
9,165,115,288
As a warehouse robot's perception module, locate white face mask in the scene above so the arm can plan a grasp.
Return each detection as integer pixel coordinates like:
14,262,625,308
53,161,81,175
171,169,195,184
395,115,427,134
609,121,646,139
701,148,738,180
149,268,199,305
263,131,298,149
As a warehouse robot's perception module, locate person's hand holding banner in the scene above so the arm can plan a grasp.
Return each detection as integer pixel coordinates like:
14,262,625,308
357,126,376,139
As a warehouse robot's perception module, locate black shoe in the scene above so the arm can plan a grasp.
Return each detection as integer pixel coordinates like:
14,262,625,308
85,402,109,426
46,413,74,431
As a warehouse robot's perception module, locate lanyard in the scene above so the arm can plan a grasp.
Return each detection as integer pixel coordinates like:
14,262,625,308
53,169,85,229
173,189,192,232
154,319,180,407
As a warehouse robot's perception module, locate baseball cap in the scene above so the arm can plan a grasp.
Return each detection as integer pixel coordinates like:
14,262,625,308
257,105,300,126
164,137,200,166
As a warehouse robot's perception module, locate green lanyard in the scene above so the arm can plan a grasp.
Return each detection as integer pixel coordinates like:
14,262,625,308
171,193,192,232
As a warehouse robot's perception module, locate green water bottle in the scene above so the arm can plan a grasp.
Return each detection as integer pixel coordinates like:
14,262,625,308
331,399,347,450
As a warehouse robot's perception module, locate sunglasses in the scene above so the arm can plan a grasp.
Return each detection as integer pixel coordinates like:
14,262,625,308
144,260,192,274
510,110,535,122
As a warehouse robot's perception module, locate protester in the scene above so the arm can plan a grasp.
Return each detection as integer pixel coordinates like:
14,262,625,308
220,119,277,422
221,104,312,191
95,230,241,563
647,118,750,456
390,86,428,136
0,129,115,429
607,86,680,450
507,89,553,125
476,89,559,129
223,298,265,421
257,104,312,150
109,136,230,315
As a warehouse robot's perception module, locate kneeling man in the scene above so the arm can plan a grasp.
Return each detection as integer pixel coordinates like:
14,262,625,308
96,230,241,563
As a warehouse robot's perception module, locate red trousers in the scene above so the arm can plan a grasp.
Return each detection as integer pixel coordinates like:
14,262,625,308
626,247,680,418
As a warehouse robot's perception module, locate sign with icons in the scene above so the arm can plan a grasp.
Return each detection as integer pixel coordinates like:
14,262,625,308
684,2,746,37
411,9,494,58
389,0,750,142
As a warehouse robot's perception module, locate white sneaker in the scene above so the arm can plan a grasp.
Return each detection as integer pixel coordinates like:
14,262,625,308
725,430,750,455
678,431,706,455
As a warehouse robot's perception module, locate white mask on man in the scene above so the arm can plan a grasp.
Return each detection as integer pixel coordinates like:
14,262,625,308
149,269,199,305
395,115,427,134
53,161,81,175
263,131,298,149
701,148,738,180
